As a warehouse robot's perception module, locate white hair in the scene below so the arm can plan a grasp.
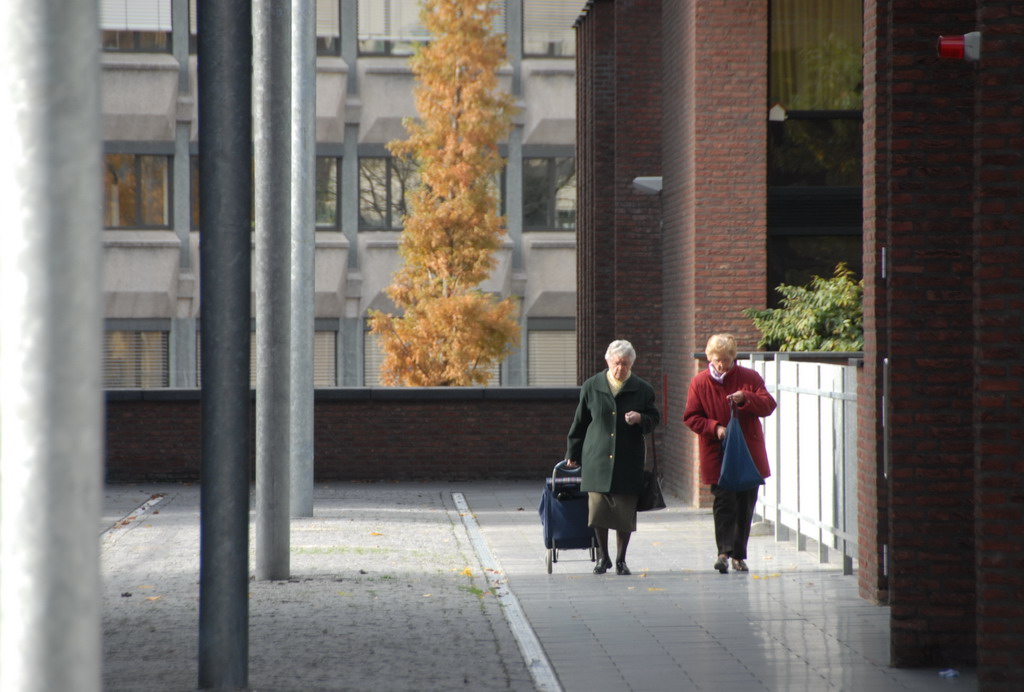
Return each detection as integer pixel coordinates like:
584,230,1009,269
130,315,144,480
605,339,636,363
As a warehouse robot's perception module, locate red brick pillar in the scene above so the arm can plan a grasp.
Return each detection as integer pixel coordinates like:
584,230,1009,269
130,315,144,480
864,0,978,668
973,4,1024,687
660,0,768,506
859,0,891,608
575,0,663,381
575,1,617,380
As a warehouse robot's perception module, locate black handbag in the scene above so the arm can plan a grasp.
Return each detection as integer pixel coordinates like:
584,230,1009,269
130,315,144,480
637,435,667,511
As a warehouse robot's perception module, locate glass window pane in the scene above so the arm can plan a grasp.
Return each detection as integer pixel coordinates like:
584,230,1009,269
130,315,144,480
768,118,861,187
359,158,389,228
314,331,337,386
522,158,550,229
390,156,419,227
767,234,862,308
104,330,169,388
316,0,341,55
316,157,339,227
190,155,200,229
140,155,170,226
524,0,578,57
528,330,576,385
104,154,139,227
553,158,576,229
770,0,863,111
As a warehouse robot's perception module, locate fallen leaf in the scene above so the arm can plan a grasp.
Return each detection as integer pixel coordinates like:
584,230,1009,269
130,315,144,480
146,596,162,602
460,567,473,577
647,587,665,592
370,532,383,536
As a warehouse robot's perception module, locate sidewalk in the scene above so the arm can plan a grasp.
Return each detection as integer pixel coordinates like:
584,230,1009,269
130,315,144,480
102,482,978,691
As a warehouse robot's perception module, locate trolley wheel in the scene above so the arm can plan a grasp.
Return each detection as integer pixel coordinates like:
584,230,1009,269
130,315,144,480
546,549,553,574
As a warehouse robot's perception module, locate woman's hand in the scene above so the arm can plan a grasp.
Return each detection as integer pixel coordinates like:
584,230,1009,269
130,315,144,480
727,391,746,404
716,425,727,440
564,459,579,469
624,411,641,425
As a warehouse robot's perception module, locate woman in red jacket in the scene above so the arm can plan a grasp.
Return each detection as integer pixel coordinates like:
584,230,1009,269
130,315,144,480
683,334,776,573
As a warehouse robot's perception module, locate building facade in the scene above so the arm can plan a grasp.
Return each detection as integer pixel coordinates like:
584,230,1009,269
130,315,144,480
100,0,584,389
576,0,1024,685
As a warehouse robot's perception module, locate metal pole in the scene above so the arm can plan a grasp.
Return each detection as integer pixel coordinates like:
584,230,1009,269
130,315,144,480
290,0,316,518
0,3,103,691
254,0,292,580
196,0,253,687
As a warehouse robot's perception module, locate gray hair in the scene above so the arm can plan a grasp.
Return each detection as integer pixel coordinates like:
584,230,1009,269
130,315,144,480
605,339,636,363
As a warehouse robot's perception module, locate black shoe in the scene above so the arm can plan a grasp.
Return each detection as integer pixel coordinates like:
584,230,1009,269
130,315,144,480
593,559,612,575
615,561,631,576
714,555,729,574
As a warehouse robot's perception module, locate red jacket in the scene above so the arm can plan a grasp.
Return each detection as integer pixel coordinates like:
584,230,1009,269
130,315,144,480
683,364,777,486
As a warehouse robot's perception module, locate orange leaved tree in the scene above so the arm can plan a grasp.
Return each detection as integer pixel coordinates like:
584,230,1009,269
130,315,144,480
368,0,520,386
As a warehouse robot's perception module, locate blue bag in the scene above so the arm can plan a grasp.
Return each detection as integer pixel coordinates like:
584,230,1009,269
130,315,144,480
717,404,765,492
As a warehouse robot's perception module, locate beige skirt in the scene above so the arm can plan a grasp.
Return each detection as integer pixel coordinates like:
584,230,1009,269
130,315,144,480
587,492,638,532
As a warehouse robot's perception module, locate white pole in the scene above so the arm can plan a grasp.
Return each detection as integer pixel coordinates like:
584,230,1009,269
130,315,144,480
291,0,316,517
254,0,293,580
0,2,103,691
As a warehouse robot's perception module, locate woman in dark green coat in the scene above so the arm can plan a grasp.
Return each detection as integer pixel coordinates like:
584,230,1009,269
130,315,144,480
565,340,660,575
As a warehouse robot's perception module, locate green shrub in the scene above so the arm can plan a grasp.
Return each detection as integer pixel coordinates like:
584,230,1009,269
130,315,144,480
743,263,863,351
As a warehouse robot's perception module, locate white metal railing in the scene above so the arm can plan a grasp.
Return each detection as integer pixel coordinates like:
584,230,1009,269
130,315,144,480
741,353,861,575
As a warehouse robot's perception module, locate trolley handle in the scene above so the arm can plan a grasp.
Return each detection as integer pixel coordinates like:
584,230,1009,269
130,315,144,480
550,459,581,490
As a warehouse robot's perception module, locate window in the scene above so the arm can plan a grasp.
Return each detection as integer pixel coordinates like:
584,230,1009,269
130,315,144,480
101,0,171,52
104,331,169,388
316,0,342,56
357,0,429,55
767,0,862,307
358,0,505,55
523,157,576,230
524,0,580,57
104,154,171,229
316,157,340,228
359,157,419,230
528,330,576,385
196,330,338,387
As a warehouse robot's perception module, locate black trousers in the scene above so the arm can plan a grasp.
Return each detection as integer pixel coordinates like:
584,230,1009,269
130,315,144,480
710,485,759,560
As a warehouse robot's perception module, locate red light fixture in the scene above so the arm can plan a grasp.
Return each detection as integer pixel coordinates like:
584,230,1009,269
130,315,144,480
937,32,981,61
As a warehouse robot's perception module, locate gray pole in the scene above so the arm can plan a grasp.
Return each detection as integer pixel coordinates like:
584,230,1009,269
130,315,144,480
0,4,102,692
290,0,316,518
254,0,293,580
196,0,253,688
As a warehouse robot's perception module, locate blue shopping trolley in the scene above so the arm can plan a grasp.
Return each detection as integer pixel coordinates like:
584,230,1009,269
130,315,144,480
538,460,597,574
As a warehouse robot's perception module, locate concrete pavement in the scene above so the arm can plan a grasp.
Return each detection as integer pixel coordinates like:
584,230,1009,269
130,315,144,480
101,481,978,691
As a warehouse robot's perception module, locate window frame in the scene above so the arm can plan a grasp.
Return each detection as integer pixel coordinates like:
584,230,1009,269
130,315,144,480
522,155,576,232
104,150,174,231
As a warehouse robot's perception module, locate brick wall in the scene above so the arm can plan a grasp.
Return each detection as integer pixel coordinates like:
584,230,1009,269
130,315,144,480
973,3,1024,687
105,389,580,482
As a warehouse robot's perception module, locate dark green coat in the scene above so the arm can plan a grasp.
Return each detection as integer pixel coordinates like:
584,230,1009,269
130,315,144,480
565,371,660,494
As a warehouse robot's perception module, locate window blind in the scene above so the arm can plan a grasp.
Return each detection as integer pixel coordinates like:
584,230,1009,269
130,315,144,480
357,0,505,42
104,331,170,388
528,330,576,386
195,331,338,388
101,0,172,32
